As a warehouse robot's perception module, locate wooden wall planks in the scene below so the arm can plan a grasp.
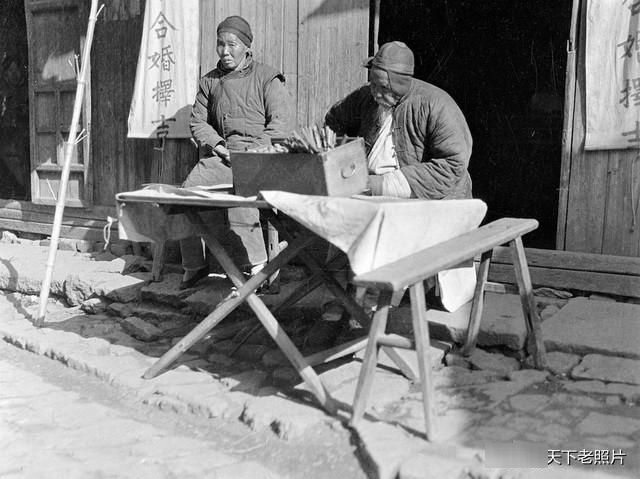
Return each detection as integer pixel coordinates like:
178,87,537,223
297,0,369,126
17,1,370,215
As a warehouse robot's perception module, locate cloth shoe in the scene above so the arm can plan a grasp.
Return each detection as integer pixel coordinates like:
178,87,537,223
179,266,210,290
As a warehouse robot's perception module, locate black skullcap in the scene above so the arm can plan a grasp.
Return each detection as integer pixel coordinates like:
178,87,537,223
217,16,253,47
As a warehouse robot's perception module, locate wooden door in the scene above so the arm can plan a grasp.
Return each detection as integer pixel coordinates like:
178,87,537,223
24,0,91,207
558,0,640,256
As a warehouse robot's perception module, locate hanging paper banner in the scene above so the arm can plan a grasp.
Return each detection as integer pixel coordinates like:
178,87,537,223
586,0,640,150
127,0,199,139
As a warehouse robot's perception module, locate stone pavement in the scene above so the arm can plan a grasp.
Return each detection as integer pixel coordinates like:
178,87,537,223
0,352,279,478
0,239,639,478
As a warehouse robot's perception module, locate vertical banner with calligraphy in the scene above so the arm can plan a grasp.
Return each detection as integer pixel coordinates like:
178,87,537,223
128,0,199,139
586,0,640,150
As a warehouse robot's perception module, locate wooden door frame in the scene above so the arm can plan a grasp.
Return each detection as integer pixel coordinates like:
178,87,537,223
556,0,582,250
23,0,92,207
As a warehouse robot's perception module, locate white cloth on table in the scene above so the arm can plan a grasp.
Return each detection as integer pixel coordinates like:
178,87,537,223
260,191,487,312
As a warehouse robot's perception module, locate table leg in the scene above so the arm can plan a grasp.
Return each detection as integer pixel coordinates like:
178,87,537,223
270,216,373,330
270,253,349,315
266,219,281,294
202,230,337,414
151,241,166,282
142,231,314,380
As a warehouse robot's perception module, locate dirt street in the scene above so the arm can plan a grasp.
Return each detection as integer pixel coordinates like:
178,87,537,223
0,338,367,478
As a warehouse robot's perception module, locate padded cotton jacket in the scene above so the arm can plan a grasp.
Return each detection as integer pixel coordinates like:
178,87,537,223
190,57,293,153
325,78,472,199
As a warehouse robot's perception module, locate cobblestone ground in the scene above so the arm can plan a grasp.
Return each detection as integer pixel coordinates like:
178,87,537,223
0,340,366,479
1,239,640,478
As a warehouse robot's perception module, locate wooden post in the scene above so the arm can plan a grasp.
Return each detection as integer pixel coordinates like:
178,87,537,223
35,0,102,327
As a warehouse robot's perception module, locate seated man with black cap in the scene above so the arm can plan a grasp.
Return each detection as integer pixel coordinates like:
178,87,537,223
307,42,473,349
325,41,472,200
179,15,294,290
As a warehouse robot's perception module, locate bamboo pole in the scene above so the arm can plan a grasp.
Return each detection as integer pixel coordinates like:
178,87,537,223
35,1,103,327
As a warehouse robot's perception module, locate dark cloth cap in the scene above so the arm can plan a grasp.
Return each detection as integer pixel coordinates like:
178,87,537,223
364,41,415,76
217,15,253,47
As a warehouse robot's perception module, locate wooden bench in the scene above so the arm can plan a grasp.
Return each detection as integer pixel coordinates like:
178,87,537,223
350,217,548,441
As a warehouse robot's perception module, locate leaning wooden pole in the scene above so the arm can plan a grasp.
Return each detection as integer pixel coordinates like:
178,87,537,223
35,1,102,327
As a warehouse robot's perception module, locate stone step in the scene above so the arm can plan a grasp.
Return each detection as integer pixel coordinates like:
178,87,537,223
389,293,528,351
140,273,193,307
129,302,192,326
543,298,640,360
571,354,640,386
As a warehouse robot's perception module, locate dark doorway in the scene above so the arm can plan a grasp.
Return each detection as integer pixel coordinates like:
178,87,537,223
379,1,571,248
0,0,30,201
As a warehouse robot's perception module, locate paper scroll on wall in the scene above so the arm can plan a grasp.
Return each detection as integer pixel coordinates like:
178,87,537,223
586,0,640,150
127,0,199,139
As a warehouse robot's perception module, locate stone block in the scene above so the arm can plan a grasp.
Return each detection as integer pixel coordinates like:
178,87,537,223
63,274,95,306
468,349,520,377
130,302,192,325
182,278,235,316
571,354,640,386
543,298,640,359
546,351,581,376
103,272,151,303
80,297,110,315
118,316,163,342
140,273,193,307
107,302,133,318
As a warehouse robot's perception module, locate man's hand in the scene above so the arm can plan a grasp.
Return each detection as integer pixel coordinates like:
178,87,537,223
213,144,230,160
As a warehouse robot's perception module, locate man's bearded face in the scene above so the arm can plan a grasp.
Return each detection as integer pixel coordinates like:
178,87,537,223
369,68,400,108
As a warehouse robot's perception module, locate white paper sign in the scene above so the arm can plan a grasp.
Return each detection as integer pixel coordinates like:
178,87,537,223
127,0,199,139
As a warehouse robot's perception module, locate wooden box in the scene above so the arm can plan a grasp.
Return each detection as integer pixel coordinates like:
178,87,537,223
231,137,368,197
